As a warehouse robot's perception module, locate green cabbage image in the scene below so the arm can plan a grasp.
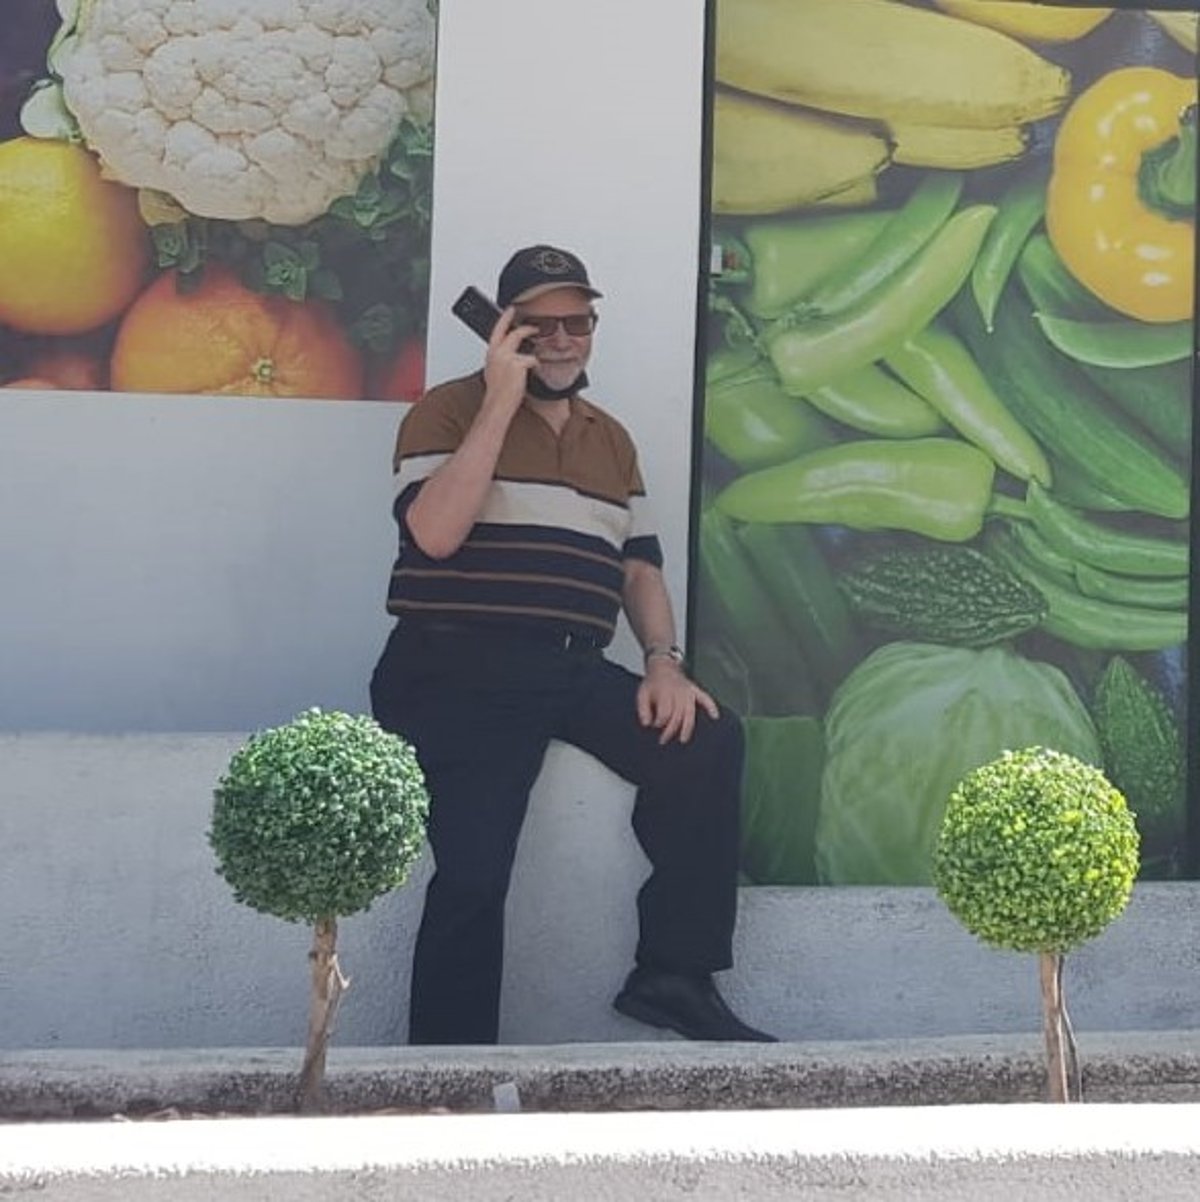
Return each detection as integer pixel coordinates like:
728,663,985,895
816,642,1101,885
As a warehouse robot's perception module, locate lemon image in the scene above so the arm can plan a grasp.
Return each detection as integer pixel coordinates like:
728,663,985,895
0,137,150,334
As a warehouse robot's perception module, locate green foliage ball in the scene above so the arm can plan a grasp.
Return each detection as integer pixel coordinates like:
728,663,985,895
933,746,1139,954
209,709,429,924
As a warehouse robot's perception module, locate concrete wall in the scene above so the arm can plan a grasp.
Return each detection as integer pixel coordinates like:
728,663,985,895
3,732,1198,1049
2,1,1198,1051
0,0,726,1049
0,395,401,730
0,0,706,732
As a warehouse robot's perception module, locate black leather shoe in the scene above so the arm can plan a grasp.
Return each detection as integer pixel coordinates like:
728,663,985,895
613,967,777,1042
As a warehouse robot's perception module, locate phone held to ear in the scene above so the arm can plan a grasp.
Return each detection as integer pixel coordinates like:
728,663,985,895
452,287,533,353
451,286,501,341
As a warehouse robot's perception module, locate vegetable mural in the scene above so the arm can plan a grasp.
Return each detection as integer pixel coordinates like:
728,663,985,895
0,0,438,401
697,0,1196,886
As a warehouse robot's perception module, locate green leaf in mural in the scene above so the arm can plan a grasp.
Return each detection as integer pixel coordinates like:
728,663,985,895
739,715,825,886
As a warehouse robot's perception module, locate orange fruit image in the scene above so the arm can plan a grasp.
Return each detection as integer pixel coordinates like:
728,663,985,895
3,377,59,389
22,346,107,390
111,267,365,399
0,138,149,335
368,335,426,402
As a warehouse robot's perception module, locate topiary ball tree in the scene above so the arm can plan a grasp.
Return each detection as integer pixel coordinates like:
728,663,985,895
210,708,428,1110
933,746,1139,1102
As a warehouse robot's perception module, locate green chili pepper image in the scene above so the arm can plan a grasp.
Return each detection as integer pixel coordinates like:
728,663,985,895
766,205,996,395
715,438,996,543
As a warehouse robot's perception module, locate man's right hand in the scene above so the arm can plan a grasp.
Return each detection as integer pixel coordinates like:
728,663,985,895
482,307,539,418
404,309,537,558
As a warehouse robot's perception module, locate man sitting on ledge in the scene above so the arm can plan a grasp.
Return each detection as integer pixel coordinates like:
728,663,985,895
372,245,774,1046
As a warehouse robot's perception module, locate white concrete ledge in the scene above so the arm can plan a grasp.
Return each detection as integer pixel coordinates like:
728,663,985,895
3,1104,1200,1200
5,734,1200,1051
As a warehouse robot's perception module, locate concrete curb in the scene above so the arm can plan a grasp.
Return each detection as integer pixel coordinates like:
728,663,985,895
2,1104,1200,1200
3,1031,1199,1119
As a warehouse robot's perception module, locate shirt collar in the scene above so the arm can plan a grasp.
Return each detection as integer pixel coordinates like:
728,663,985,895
569,394,599,423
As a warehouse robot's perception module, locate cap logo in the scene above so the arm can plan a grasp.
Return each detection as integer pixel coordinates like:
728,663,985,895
531,249,574,275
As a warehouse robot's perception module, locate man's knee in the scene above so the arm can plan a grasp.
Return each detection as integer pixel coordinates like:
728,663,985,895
709,706,744,754
641,706,743,800
689,706,744,778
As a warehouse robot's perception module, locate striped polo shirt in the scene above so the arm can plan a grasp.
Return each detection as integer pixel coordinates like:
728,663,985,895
387,372,663,646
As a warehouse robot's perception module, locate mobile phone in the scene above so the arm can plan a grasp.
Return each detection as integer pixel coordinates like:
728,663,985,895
451,286,503,342
452,286,534,352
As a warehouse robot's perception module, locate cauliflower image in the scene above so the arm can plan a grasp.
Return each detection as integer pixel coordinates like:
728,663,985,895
57,0,436,225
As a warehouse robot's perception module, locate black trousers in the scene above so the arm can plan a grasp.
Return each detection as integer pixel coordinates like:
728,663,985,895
370,622,744,1045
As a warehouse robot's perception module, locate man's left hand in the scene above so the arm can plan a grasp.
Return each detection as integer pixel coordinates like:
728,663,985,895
637,659,720,745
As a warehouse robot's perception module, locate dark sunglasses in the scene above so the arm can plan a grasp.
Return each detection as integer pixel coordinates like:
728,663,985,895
519,312,599,339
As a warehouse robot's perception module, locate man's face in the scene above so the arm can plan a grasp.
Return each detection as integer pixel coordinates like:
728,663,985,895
514,287,596,392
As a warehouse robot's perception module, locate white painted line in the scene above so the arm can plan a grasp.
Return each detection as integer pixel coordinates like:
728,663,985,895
2,1104,1200,1180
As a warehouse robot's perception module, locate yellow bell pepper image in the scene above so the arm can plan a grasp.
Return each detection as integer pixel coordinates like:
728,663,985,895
1047,67,1197,323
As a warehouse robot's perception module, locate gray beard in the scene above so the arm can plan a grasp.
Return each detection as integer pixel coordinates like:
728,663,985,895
527,370,588,401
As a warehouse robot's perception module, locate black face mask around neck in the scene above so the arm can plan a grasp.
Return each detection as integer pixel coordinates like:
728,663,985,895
526,370,588,401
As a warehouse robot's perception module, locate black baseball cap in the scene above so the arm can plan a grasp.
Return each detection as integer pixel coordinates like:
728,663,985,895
496,245,603,308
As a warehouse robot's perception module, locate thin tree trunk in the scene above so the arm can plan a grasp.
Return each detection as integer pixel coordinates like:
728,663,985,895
297,917,349,1112
1039,951,1068,1103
